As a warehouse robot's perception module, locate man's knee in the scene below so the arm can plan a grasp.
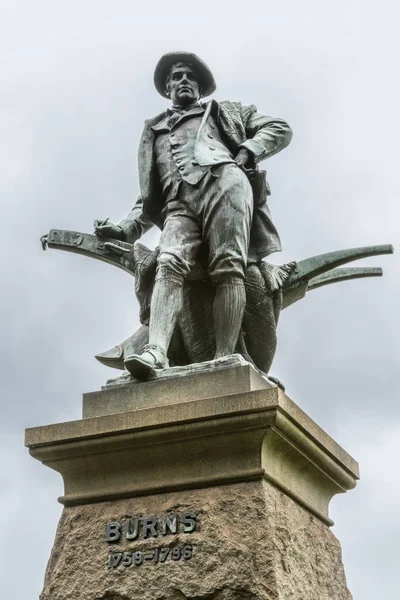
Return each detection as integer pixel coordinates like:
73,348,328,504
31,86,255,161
213,275,245,288
209,256,246,284
156,252,189,285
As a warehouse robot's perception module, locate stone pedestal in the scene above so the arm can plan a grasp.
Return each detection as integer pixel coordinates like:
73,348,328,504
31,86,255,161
25,361,359,600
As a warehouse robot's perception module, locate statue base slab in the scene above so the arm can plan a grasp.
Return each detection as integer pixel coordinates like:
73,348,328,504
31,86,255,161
86,354,274,417
25,363,359,600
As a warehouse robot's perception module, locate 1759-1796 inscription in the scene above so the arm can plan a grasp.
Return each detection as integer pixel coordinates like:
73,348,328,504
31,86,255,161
106,511,198,569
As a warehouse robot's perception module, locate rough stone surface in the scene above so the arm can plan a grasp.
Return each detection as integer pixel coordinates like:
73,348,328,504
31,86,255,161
40,480,352,600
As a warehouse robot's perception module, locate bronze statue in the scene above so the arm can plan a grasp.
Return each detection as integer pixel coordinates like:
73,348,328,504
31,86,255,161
94,52,292,379
41,51,393,385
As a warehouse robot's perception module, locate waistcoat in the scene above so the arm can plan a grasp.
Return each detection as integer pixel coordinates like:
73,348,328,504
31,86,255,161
152,107,233,201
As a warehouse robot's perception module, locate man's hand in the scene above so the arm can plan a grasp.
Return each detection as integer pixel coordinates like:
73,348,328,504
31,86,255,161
94,219,125,240
235,148,251,169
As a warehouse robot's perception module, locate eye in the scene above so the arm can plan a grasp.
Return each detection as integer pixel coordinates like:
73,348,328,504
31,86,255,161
173,73,181,80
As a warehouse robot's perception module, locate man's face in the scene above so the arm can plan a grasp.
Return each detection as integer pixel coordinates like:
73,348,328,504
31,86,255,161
167,64,201,106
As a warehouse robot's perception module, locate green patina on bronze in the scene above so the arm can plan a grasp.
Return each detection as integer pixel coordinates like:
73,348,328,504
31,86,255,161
41,230,393,376
40,51,393,382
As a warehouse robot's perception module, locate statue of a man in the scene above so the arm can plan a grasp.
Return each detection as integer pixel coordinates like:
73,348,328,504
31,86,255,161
96,51,292,379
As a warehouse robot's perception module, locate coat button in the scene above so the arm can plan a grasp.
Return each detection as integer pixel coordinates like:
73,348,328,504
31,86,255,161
209,146,215,151
179,165,184,171
208,133,214,139
210,124,215,129
192,160,198,165
176,159,182,164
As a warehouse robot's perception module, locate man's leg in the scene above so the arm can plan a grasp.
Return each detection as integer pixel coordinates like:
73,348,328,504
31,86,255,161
124,267,185,379
147,268,183,356
213,276,246,358
124,204,201,378
201,164,253,359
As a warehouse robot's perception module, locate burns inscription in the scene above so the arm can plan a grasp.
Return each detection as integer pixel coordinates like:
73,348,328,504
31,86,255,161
106,511,197,542
106,511,198,569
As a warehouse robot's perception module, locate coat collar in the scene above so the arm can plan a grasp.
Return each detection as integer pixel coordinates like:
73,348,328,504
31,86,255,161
150,102,208,133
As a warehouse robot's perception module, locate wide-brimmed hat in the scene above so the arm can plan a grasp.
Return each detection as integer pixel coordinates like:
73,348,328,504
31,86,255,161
154,51,216,99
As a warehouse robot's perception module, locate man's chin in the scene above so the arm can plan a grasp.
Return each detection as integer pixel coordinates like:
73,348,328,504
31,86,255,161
176,92,196,103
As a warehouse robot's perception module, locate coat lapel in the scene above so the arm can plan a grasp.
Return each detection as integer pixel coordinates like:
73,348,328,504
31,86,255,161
195,100,216,143
217,101,247,149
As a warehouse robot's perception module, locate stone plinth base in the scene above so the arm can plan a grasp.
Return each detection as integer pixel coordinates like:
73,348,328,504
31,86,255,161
40,480,352,600
84,354,273,418
25,362,358,600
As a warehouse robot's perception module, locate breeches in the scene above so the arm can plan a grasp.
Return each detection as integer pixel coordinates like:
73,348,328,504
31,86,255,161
157,164,253,283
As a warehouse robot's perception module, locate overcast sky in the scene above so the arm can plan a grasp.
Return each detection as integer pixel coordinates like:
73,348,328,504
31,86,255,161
1,1,399,598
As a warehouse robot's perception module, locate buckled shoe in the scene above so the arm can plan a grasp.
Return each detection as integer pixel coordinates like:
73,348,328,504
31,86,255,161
124,344,169,380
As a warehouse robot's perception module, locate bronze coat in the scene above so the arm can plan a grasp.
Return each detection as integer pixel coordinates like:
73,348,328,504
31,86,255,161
119,99,292,261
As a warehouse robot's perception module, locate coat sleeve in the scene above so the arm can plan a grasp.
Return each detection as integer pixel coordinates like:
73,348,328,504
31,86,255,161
239,104,293,163
117,196,154,244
